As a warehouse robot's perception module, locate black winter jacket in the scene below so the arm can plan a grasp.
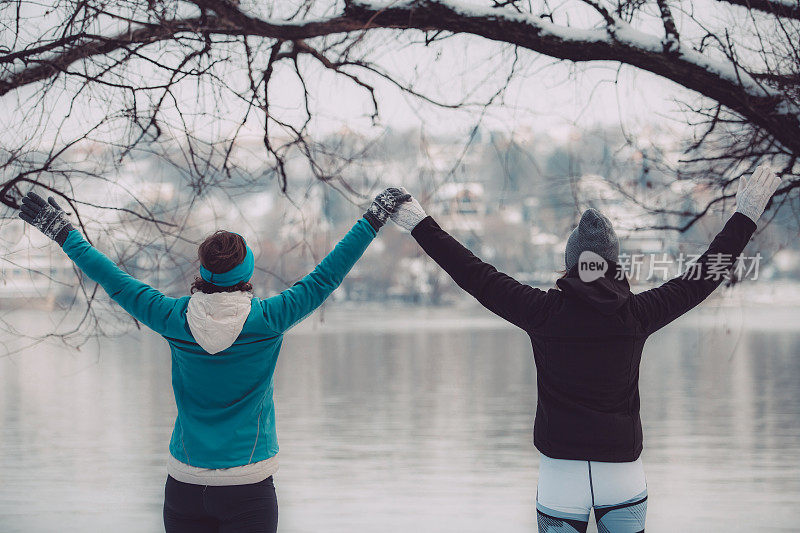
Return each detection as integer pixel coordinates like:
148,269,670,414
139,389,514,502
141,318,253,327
411,212,757,462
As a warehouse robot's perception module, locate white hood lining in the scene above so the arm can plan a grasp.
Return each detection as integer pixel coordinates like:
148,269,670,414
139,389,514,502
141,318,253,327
186,291,253,354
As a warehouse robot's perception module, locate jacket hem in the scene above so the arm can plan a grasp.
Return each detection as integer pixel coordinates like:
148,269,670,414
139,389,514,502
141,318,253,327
534,441,643,463
168,445,280,470
167,453,278,486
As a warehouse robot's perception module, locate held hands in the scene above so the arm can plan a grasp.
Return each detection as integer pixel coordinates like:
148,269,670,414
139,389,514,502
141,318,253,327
363,187,412,231
18,191,75,246
390,187,427,232
736,164,781,223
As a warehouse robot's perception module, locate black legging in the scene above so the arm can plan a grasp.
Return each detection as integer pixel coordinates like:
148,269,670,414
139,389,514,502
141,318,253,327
163,475,278,533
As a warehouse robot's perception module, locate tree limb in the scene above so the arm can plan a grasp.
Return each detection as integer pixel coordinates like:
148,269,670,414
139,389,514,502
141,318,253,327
2,1,799,165
716,0,800,21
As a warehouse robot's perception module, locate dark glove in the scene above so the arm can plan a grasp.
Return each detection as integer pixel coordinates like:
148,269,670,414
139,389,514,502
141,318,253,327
363,187,412,231
18,191,75,246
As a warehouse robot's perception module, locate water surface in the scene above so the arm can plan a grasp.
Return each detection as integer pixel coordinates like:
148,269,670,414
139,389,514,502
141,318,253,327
1,304,799,532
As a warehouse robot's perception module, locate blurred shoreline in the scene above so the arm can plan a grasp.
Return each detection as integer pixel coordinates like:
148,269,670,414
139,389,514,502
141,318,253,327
4,278,800,310
1,281,797,358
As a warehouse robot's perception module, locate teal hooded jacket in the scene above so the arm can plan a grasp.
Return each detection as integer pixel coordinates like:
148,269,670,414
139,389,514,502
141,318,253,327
61,218,376,468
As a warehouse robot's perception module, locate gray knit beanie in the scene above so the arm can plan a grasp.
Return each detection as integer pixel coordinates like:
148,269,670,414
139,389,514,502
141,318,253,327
565,208,619,270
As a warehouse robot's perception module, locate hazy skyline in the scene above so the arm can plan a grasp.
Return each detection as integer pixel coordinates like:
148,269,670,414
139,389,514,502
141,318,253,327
0,29,693,155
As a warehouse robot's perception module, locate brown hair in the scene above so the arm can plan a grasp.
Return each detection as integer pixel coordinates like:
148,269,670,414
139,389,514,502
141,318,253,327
190,230,254,294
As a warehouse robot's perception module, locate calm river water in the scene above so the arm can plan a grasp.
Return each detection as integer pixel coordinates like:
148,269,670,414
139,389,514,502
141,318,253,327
1,303,799,532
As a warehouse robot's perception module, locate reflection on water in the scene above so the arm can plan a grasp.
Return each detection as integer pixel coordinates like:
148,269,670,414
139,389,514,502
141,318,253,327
1,305,799,532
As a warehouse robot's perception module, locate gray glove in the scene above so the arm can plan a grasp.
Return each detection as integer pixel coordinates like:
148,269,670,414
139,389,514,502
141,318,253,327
735,164,781,223
18,191,75,246
390,187,428,231
363,187,412,231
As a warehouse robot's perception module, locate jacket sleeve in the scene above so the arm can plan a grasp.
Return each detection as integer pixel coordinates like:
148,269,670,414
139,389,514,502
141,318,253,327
61,230,183,336
261,217,376,333
630,212,757,334
411,216,550,329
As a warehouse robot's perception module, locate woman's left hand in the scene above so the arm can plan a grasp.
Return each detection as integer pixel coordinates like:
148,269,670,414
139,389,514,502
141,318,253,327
363,187,412,231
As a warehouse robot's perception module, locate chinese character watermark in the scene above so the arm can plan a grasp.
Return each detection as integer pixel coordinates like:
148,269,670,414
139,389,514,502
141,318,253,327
576,252,763,283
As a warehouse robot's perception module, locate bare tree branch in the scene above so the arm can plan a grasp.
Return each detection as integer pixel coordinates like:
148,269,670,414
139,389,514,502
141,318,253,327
716,0,800,20
2,0,798,158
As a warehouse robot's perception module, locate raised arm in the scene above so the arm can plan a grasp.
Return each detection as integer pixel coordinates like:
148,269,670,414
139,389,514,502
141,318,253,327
261,187,409,333
62,232,184,335
18,192,183,336
260,218,375,333
392,192,550,330
630,165,781,334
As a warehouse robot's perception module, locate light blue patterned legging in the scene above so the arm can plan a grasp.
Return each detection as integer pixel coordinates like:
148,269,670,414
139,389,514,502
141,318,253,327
536,455,647,533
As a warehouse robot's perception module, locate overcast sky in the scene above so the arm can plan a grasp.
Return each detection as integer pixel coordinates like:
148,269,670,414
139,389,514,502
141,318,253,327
3,0,755,164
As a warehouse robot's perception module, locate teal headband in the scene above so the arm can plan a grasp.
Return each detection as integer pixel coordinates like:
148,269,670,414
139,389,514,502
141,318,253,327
199,234,255,287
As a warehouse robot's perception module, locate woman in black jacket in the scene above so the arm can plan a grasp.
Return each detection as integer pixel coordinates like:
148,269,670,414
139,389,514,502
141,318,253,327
390,165,781,533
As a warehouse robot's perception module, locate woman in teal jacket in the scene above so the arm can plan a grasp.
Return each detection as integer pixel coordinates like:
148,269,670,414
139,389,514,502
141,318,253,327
17,188,410,533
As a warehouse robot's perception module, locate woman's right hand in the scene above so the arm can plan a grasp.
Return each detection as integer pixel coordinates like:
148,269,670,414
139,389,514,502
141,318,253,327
18,191,75,246
390,187,428,232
